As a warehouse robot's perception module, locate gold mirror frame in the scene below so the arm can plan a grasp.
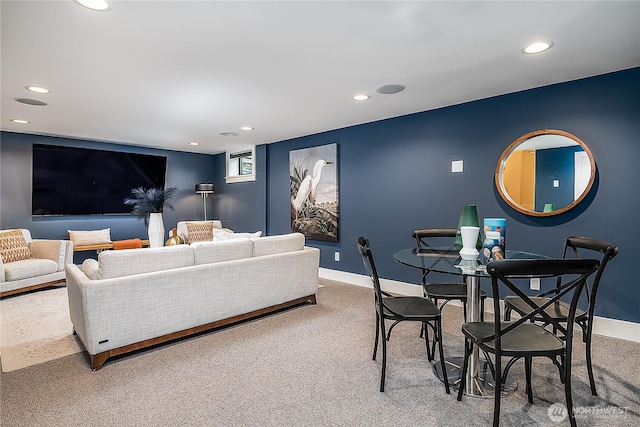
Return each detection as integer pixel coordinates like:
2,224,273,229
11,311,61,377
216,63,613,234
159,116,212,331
495,129,596,217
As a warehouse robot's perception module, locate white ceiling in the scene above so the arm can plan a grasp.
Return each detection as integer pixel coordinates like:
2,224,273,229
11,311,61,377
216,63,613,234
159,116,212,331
2,1,639,155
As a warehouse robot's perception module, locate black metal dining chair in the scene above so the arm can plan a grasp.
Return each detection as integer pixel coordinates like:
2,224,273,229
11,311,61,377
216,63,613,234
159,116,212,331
503,236,618,396
456,258,600,427
412,228,487,322
356,236,450,394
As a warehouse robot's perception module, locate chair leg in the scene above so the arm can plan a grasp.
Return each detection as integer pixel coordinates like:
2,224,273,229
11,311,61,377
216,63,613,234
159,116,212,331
565,354,577,427
555,355,566,384
585,330,598,396
380,318,387,392
502,357,519,385
482,349,496,379
524,357,534,404
457,339,471,401
436,319,450,394
423,321,437,362
493,351,502,427
420,297,438,338
373,313,380,361
462,301,467,323
503,305,511,321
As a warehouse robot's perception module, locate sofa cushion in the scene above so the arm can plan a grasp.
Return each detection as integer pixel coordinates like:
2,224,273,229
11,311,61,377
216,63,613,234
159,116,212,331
186,222,214,243
193,239,254,265
98,245,194,280
3,258,58,281
252,233,305,257
29,239,67,271
68,228,112,246
0,229,33,263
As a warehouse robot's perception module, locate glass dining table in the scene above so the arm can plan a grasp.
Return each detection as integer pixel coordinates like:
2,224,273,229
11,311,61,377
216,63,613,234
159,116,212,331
393,246,548,397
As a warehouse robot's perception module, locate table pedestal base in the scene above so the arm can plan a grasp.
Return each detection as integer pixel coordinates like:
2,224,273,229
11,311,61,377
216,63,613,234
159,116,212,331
433,357,517,398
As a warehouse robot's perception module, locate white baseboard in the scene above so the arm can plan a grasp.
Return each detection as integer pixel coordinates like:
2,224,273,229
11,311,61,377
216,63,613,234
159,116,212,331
319,268,640,343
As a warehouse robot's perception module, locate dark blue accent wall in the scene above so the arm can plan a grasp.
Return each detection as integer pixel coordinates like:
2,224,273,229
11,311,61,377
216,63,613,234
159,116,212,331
265,68,640,324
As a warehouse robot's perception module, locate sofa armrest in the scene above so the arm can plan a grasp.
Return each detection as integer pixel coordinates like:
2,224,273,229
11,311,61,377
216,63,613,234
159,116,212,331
29,239,74,272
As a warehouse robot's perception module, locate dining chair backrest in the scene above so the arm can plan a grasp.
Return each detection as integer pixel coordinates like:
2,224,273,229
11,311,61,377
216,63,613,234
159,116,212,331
412,228,457,249
357,236,384,315
487,258,600,339
561,236,618,314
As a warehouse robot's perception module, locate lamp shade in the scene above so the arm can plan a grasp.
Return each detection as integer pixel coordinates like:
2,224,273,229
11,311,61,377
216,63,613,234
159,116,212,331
454,204,482,250
195,183,214,194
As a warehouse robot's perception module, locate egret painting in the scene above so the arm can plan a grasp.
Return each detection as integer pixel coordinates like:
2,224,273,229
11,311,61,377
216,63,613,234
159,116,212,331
290,143,338,242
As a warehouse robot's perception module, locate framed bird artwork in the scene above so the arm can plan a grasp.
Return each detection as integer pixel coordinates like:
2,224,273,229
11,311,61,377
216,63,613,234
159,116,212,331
289,143,338,242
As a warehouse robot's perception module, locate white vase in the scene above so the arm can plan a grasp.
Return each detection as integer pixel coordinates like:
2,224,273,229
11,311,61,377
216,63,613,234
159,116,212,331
459,226,480,261
148,212,165,248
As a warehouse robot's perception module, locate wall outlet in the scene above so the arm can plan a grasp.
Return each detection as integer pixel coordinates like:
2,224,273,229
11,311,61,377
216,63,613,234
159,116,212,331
530,277,540,291
334,251,340,262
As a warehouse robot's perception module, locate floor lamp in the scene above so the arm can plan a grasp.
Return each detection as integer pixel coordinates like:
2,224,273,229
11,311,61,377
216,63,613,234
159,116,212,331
195,183,214,220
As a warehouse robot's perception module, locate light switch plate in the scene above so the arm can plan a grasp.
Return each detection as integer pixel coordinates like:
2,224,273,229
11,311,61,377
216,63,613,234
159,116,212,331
334,251,340,262
530,278,540,291
452,160,464,173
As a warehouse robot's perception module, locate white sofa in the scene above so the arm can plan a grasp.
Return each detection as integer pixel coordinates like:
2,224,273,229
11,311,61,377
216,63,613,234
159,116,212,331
1,229,74,297
65,233,319,370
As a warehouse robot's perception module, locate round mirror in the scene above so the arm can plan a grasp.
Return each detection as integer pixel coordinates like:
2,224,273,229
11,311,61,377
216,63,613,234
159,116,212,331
495,129,596,217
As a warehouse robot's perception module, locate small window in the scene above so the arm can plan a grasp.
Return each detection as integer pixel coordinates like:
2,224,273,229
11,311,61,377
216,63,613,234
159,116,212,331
226,147,256,183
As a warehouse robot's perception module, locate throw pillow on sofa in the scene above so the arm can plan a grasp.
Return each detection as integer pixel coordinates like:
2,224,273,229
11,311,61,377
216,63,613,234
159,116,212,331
68,228,112,246
186,222,214,243
0,229,33,263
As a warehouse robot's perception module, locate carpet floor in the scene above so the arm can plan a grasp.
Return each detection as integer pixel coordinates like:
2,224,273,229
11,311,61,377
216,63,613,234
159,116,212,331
0,285,82,372
0,279,638,426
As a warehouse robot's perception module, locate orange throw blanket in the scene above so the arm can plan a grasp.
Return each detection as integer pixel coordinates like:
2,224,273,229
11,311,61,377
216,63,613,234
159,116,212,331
112,238,143,250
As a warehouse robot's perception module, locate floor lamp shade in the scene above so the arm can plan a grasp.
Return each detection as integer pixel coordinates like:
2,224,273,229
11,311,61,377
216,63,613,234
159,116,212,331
195,183,214,194
195,184,214,220
454,204,482,250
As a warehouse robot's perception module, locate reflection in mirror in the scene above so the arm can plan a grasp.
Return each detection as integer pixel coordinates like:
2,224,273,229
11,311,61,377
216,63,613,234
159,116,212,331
495,130,596,217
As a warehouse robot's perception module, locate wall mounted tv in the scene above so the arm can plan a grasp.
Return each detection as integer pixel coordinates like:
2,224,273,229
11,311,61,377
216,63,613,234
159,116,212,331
32,144,167,216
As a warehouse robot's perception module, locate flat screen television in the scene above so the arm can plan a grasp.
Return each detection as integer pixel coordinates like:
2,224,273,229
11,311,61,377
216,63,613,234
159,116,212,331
32,144,167,216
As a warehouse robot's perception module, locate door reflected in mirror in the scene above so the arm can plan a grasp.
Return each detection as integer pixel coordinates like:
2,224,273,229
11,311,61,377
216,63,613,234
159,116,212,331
495,130,596,217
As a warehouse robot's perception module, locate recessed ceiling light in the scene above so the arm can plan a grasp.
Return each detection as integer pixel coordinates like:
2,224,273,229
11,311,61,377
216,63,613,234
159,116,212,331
353,94,370,101
189,142,200,146
26,86,50,94
11,119,30,124
220,132,238,137
240,126,254,131
15,98,48,106
75,0,110,11
522,41,554,54
376,84,406,95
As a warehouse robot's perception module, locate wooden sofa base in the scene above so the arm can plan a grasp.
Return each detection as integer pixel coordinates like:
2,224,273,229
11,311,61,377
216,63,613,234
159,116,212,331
88,293,317,370
0,279,65,298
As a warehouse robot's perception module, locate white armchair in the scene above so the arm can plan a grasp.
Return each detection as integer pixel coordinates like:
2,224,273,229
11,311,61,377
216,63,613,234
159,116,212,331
0,229,73,297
